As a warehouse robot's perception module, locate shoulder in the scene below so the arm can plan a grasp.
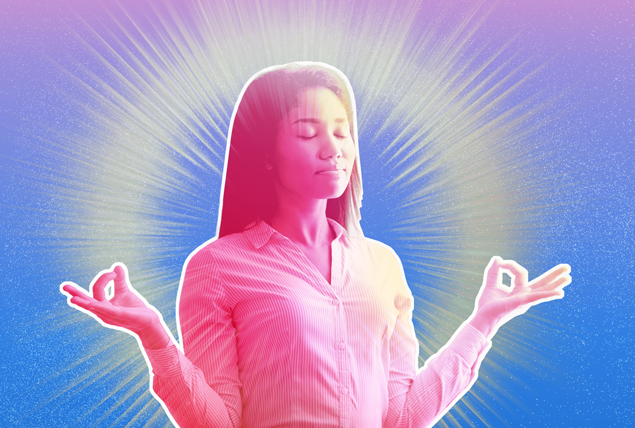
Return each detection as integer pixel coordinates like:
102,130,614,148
184,233,252,267
177,234,249,303
354,238,412,300
347,235,403,268
346,236,410,290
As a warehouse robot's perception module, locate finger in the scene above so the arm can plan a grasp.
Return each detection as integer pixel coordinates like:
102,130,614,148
521,289,565,305
112,263,131,295
86,299,123,320
530,274,572,292
91,271,117,301
60,282,89,298
485,256,504,286
61,280,100,309
69,294,98,311
497,259,529,289
88,301,140,328
506,290,565,311
61,282,99,311
529,264,571,288
68,298,119,325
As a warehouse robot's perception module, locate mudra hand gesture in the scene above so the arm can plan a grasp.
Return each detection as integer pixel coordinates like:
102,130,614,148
60,257,571,348
470,256,572,336
60,263,171,349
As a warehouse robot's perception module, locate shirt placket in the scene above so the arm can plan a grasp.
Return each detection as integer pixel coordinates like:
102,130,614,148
278,230,352,428
331,238,351,428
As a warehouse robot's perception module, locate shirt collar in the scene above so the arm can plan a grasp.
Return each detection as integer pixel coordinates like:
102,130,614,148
243,218,347,250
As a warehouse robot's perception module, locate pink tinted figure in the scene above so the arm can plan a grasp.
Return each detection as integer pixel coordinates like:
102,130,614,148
61,62,572,428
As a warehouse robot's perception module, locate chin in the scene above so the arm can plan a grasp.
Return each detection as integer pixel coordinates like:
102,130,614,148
304,175,351,200
307,186,346,201
322,184,349,200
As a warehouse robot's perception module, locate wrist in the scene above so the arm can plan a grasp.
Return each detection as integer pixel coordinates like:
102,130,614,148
468,309,499,338
138,317,172,350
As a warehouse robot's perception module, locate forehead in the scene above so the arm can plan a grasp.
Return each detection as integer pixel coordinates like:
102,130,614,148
283,88,348,123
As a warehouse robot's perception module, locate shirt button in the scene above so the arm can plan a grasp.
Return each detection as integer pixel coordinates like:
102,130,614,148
331,299,339,306
341,387,348,395
338,342,346,349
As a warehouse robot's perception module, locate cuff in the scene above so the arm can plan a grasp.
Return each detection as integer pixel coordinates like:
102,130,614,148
143,343,184,378
448,323,493,364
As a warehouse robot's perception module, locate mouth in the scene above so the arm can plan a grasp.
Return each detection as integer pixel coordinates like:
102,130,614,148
316,165,346,174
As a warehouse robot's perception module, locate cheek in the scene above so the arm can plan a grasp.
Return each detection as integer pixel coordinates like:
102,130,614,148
275,147,310,182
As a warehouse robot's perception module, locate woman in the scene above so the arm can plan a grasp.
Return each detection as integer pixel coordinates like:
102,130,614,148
61,62,571,428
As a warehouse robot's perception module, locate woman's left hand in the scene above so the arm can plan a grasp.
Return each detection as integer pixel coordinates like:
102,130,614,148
469,256,572,337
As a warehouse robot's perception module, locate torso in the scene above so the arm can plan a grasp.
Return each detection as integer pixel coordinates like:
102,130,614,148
180,219,412,427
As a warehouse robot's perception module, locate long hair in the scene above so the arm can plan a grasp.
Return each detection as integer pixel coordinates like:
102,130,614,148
217,62,363,238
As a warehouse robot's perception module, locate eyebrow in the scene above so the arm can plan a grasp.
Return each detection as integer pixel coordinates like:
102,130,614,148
291,118,347,125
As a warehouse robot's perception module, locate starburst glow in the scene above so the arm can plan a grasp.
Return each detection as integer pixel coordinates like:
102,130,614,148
40,0,569,426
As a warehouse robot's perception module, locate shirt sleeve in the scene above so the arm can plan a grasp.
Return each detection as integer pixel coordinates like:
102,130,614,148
383,251,492,428
143,247,242,428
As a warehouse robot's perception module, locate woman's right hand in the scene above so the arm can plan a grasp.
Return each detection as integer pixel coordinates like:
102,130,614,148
60,263,172,349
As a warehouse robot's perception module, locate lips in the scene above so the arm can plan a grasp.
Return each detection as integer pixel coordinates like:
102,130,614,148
316,165,345,174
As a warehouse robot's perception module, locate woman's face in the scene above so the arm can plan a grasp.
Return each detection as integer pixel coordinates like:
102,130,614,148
272,87,355,203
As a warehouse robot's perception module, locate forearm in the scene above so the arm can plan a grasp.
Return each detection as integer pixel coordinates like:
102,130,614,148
143,344,240,428
413,323,489,427
387,323,491,428
138,312,237,426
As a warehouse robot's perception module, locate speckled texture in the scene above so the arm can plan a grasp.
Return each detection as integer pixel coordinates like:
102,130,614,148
1,0,633,427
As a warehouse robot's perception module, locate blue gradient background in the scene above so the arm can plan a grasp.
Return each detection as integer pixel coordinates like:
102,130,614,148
1,0,633,427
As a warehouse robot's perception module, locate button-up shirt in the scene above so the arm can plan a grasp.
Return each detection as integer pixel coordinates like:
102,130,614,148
145,219,491,428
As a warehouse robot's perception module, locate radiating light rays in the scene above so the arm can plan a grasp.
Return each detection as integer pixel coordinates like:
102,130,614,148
34,0,570,426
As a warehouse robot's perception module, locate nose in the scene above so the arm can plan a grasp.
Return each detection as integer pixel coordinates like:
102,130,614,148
320,133,343,160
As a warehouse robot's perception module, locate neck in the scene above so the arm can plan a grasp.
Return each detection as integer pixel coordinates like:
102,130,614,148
269,192,332,248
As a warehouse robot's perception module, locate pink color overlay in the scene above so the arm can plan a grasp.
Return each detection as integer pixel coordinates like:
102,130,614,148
144,219,491,427
58,62,571,428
